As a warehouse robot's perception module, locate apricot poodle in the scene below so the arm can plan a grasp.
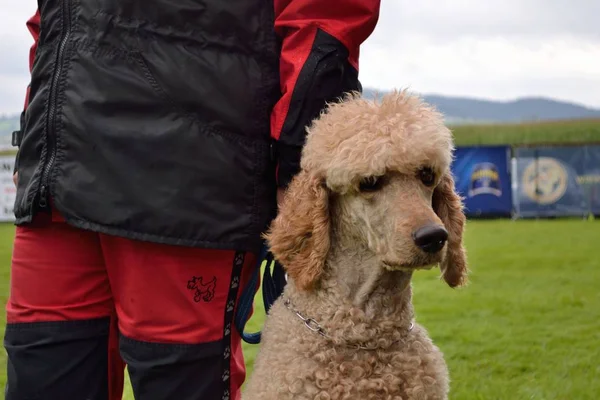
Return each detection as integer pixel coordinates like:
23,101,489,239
243,90,469,400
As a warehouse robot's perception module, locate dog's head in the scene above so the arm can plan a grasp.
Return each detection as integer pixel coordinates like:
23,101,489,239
266,91,468,291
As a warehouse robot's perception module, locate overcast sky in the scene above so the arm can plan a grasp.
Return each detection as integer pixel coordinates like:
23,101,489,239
1,0,599,114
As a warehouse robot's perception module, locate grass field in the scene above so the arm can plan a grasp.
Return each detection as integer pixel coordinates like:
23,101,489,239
450,118,600,147
0,220,598,399
0,118,599,399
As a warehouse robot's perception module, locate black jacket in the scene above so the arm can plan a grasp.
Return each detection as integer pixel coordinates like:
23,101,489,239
13,0,380,253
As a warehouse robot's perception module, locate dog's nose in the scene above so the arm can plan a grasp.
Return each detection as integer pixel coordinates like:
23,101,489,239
412,225,448,254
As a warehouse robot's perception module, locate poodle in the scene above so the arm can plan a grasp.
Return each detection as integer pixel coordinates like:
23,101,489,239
243,90,468,400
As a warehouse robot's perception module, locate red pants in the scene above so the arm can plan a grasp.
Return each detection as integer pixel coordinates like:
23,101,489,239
5,211,257,400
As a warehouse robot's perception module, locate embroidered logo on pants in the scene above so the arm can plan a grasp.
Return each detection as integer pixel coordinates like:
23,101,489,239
187,276,217,302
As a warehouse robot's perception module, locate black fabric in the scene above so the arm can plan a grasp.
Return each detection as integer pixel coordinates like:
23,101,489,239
275,28,362,188
120,336,225,400
14,0,281,253
4,317,110,400
11,111,24,148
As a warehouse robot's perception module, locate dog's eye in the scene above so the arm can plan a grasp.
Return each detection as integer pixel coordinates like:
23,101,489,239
359,176,384,192
418,167,436,187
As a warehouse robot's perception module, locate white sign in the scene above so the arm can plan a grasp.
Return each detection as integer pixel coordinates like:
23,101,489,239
0,155,16,222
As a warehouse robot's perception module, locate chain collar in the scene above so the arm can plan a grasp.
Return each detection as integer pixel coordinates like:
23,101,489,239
283,298,414,351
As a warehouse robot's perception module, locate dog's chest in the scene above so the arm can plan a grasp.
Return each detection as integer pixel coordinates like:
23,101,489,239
293,344,448,399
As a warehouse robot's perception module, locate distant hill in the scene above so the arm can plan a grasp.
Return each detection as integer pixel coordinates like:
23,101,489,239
362,89,600,124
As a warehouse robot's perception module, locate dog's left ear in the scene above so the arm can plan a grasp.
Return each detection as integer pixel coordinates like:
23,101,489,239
432,172,468,288
264,170,330,291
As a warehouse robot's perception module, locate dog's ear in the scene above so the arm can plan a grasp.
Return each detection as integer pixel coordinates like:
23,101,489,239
265,170,330,291
432,172,468,288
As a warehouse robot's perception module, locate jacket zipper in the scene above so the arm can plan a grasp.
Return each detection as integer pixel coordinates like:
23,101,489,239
39,0,71,209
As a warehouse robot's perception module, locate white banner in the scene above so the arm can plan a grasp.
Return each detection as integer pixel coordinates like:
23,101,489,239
0,155,16,222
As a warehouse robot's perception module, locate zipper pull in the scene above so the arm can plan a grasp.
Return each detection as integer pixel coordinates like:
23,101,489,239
39,185,48,209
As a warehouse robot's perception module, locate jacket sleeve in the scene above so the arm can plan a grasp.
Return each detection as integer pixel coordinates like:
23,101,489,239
270,0,380,188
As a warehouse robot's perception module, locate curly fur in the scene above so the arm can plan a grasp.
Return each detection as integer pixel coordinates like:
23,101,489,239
243,90,469,400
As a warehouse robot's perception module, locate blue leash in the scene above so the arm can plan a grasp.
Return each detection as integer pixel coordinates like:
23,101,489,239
234,244,287,344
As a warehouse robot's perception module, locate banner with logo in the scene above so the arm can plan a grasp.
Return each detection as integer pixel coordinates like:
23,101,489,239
513,145,600,218
452,146,513,217
0,155,16,222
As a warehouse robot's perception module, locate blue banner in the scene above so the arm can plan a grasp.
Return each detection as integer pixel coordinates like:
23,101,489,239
452,146,513,217
582,145,600,215
513,145,600,217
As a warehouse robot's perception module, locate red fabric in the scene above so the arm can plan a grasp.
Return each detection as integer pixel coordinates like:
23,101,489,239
7,211,256,400
23,10,41,109
270,0,381,142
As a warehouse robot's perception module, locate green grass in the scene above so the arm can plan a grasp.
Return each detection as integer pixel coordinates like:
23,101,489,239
450,118,600,147
0,220,598,399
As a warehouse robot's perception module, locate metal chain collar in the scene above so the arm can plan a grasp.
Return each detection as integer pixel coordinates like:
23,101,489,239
283,298,415,351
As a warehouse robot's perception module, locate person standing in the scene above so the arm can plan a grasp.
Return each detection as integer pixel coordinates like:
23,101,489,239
5,0,380,399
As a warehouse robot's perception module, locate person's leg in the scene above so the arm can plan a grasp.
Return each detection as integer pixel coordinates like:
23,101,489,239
4,213,125,400
101,235,257,400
